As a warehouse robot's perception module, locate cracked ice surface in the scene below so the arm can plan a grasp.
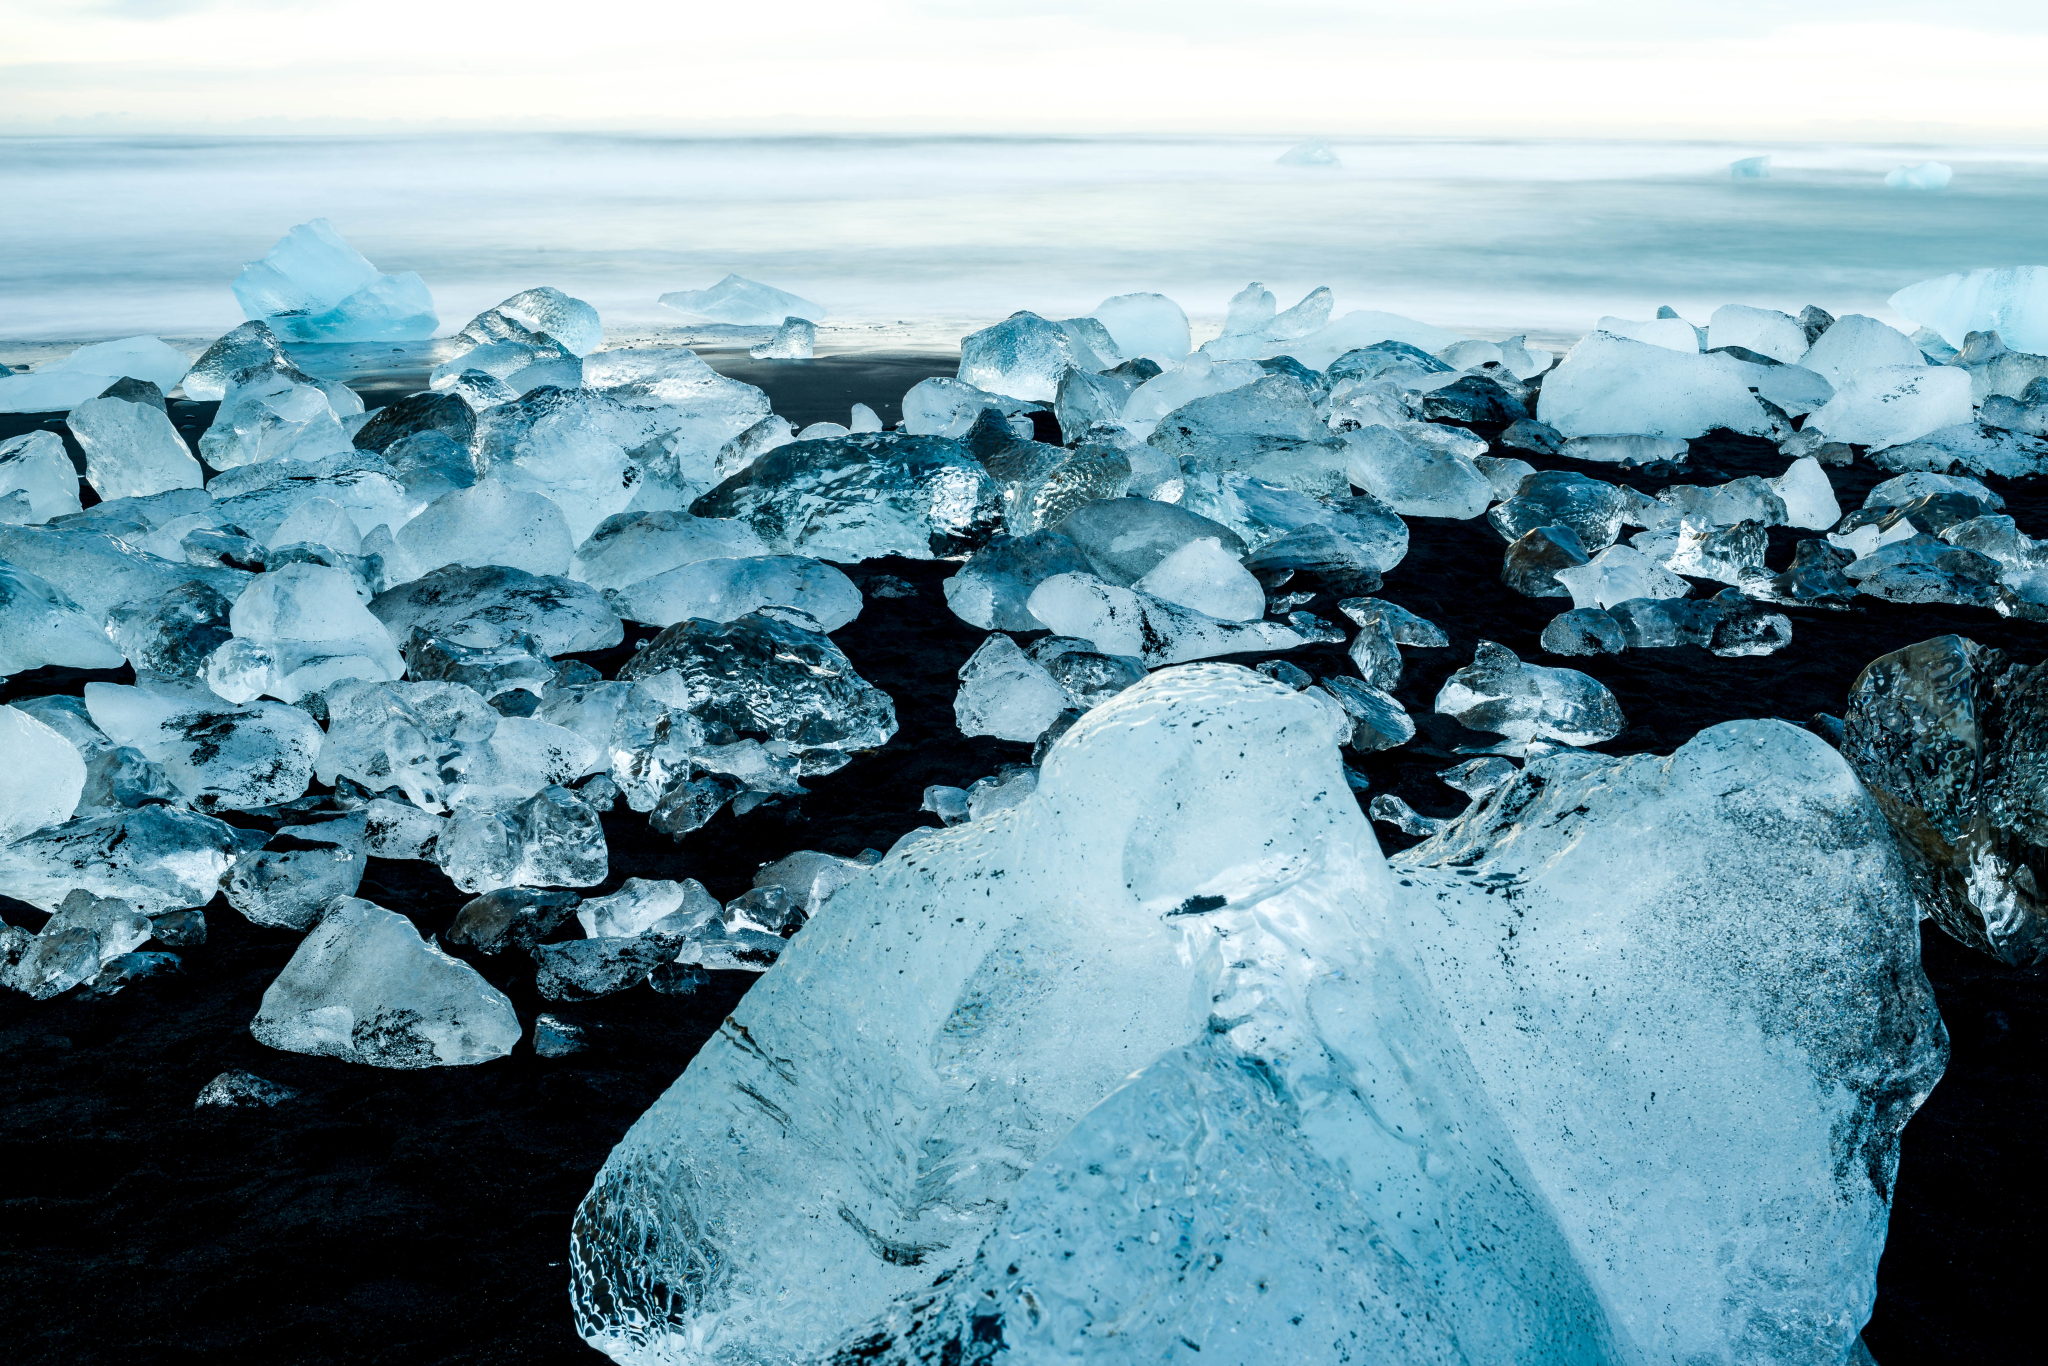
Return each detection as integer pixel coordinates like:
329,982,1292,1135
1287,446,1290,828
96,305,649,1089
569,666,1940,1366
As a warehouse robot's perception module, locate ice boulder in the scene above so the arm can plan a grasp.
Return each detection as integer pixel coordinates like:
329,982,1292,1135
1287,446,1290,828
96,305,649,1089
570,510,769,591
1707,304,1808,364
456,285,604,358
250,897,518,1067
1538,333,1773,439
0,560,130,677
1797,315,1925,388
68,392,204,500
1806,365,1973,450
570,668,1936,1366
959,312,1106,402
658,274,826,325
0,805,243,915
1890,266,2048,354
0,431,84,523
232,219,436,343
607,554,861,631
0,704,87,841
690,433,1001,562
220,562,404,702
1089,293,1190,364
1434,640,1624,751
180,320,315,403
84,681,321,812
0,337,192,414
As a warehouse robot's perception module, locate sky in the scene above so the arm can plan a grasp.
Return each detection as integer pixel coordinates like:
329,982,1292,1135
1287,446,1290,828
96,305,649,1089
4,0,2048,139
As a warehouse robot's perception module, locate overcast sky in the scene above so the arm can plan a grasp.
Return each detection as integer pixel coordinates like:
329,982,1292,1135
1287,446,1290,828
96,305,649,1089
5,0,2046,138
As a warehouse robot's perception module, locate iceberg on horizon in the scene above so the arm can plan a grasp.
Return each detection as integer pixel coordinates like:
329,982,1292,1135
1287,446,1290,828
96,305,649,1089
231,218,438,344
659,274,826,325
1891,265,2048,354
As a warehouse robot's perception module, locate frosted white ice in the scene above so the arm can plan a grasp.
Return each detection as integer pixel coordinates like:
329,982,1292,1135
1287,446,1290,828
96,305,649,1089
1027,572,1303,665
225,562,404,701
1706,304,1808,364
0,337,191,413
1538,333,1772,439
1595,316,1700,352
607,555,861,631
1770,456,1842,531
1806,365,1973,450
1090,293,1191,364
1132,536,1264,620
953,633,1071,742
659,275,826,325
396,483,575,578
1890,265,2048,354
1797,315,1925,388
0,705,86,840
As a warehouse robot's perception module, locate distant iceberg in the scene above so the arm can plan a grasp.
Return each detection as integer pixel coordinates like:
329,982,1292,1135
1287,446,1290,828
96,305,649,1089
1885,162,1952,191
231,219,437,344
659,274,826,325
1729,156,1771,179
1277,138,1340,167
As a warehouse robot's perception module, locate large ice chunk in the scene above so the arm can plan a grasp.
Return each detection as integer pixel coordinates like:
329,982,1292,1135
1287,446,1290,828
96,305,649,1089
1554,544,1690,610
84,681,321,811
0,560,130,676
231,219,437,343
438,785,608,894
1806,365,1973,450
690,433,1001,561
1345,423,1493,518
0,522,251,630
1885,162,1952,191
570,671,1932,1366
953,633,1071,742
899,377,1039,440
658,274,826,325
370,563,621,656
222,562,404,702
67,393,204,500
1089,293,1190,364
468,387,650,541
1796,314,1924,388
0,431,85,523
457,286,604,358
1706,304,1808,364
199,374,356,470
0,805,243,915
0,704,87,840
395,482,574,578
1891,266,2048,353
1053,497,1246,585
0,337,192,414
1027,572,1303,665
180,320,313,402
1434,640,1624,751
1537,333,1772,439
958,311,1105,402
941,530,1095,632
250,896,518,1067
1132,536,1263,620
608,554,860,631
570,510,769,591
618,610,897,770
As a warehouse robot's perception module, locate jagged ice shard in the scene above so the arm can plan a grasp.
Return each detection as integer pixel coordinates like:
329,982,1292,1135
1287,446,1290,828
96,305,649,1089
568,667,1939,1366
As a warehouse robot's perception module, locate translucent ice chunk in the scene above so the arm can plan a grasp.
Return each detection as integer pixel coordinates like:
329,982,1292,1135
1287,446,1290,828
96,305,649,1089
659,274,826,325
85,681,322,811
0,559,130,676
180,320,309,403
1541,606,1626,656
899,377,1039,439
267,496,363,555
1553,544,1690,610
1560,433,1689,464
1797,314,1925,388
226,838,367,930
1053,497,1246,585
1501,524,1591,597
231,219,437,343
0,337,193,414
749,316,816,360
954,633,1070,742
691,433,1001,562
1121,353,1265,429
395,482,574,578
1806,365,1973,450
0,431,84,523
67,394,203,500
457,285,604,358
225,562,404,701
194,1071,299,1108
959,311,1106,402
1537,332,1772,440
0,704,87,840
942,529,1095,632
1769,456,1842,530
0,805,243,915
1487,470,1629,551
1594,314,1700,352
1706,305,1809,364
619,611,897,768
1891,266,2048,353
437,785,608,894
1434,640,1625,751
251,896,517,1067
0,522,250,633
1132,536,1263,620
1345,423,1492,518
1090,293,1190,364
370,563,622,656
199,374,356,470
578,877,721,939
608,554,861,631
1026,572,1304,665
1729,154,1771,178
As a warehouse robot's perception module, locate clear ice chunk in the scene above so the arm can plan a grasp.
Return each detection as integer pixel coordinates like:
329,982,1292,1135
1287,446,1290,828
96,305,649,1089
1541,606,1627,656
572,510,771,591
222,562,404,701
1345,423,1492,518
1052,497,1246,585
1434,640,1625,751
251,896,518,1067
1554,544,1691,609
0,431,84,524
1706,304,1808,363
1796,315,1926,388
437,785,608,894
958,311,1105,402
691,433,1001,562
194,1070,299,1108
0,704,87,841
457,286,604,358
749,317,816,360
445,886,581,954
0,805,243,915
1489,470,1628,551
0,559,131,676
231,219,436,343
608,554,861,632
394,482,575,578
899,377,1039,440
1089,293,1190,364
1026,572,1304,665
226,838,366,930
370,562,620,656
941,529,1095,632
953,634,1071,742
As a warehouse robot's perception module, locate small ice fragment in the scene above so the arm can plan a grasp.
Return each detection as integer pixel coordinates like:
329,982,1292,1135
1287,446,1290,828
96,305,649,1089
1277,138,1340,166
1729,156,1771,179
1554,544,1691,610
954,634,1071,743
1026,573,1304,666
194,1070,299,1108
1434,640,1625,752
1368,793,1447,836
1541,607,1626,656
750,317,816,360
445,888,581,954
232,219,436,343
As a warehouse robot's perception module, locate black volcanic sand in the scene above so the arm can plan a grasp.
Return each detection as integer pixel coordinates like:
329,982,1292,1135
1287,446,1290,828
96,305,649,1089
1,361,2044,1365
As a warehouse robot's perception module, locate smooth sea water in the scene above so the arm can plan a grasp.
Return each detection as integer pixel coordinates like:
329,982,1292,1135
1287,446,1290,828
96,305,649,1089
2,133,2045,348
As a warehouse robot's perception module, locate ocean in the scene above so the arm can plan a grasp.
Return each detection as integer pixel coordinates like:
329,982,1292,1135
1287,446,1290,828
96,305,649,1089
2,132,2044,350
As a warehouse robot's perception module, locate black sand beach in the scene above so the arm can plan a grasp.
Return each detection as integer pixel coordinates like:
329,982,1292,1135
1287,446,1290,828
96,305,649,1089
0,354,2042,1364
